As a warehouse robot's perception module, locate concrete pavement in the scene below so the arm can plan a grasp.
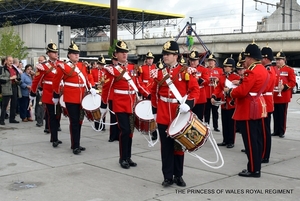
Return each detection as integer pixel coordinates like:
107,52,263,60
1,94,300,201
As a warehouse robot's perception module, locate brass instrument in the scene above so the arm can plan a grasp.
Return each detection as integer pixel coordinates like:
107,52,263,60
209,76,218,87
277,78,283,97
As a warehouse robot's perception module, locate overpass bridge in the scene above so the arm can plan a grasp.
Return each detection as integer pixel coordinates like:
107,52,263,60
85,30,300,66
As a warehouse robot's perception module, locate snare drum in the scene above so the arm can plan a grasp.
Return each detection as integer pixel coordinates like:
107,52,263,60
81,94,102,121
167,111,209,152
59,95,69,117
134,100,156,133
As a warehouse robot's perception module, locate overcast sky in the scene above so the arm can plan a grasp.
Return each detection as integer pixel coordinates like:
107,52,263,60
83,0,300,37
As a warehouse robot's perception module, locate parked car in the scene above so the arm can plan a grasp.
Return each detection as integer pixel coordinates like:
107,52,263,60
293,67,300,94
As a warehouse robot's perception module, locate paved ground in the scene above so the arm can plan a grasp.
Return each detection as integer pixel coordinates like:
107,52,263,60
1,94,300,201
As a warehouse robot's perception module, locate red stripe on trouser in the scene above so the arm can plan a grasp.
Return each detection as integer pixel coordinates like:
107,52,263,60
174,150,184,155
261,118,266,159
283,103,288,134
246,121,254,172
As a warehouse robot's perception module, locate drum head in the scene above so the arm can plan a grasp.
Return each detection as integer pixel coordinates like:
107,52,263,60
59,95,66,108
168,112,191,136
134,100,153,120
81,94,101,110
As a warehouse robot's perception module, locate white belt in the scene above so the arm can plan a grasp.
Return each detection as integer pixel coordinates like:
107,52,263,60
43,81,52,85
249,92,262,96
160,96,178,103
114,89,136,95
143,80,149,83
64,82,85,87
263,92,273,96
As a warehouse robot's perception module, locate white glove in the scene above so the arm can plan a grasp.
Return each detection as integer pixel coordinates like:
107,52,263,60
179,103,190,113
29,96,35,101
90,88,97,96
153,114,157,121
100,108,107,115
52,98,59,105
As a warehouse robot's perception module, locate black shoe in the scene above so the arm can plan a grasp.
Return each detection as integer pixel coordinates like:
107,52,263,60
279,134,285,138
214,128,220,132
241,149,246,152
44,129,50,134
0,121,5,125
238,169,260,178
9,120,19,123
151,132,157,140
162,178,173,187
119,159,130,169
108,139,114,142
52,141,60,147
73,148,81,155
79,146,86,151
50,139,62,144
226,144,234,148
271,133,279,136
173,176,186,187
36,123,43,127
261,158,269,163
58,127,62,131
217,142,227,146
127,158,137,167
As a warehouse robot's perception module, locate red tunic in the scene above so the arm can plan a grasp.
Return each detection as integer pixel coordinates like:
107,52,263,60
194,65,209,104
137,64,156,92
229,62,268,120
53,61,93,104
31,60,62,105
263,65,276,112
213,72,240,110
273,65,296,103
101,64,150,113
205,67,223,98
151,64,200,125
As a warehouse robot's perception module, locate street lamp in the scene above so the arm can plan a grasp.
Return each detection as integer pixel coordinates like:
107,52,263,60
57,25,63,59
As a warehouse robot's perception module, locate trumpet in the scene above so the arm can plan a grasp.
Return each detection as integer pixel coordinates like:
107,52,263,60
277,78,283,97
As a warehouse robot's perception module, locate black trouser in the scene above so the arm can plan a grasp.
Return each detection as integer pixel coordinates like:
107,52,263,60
66,103,82,149
35,91,44,125
273,103,288,135
0,85,18,122
221,108,235,144
238,119,263,173
158,124,184,180
204,98,219,129
262,112,272,160
45,104,59,142
19,96,30,119
115,112,132,160
109,100,120,141
192,103,205,121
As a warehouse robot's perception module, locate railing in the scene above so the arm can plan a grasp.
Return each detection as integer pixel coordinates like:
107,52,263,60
72,22,300,42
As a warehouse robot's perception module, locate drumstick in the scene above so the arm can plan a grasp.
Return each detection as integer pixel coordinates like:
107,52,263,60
54,103,57,114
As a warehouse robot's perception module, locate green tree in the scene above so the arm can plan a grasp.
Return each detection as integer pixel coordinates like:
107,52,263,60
0,21,28,59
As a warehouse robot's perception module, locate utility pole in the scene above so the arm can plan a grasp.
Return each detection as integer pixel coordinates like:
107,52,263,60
110,0,118,46
241,0,244,33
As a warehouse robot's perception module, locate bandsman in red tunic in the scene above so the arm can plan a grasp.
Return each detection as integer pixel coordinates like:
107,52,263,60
212,56,240,149
91,55,107,131
151,40,200,187
260,46,276,163
137,51,158,140
204,53,223,132
100,40,150,169
52,42,96,155
188,50,209,121
272,51,296,138
224,42,269,178
30,42,62,148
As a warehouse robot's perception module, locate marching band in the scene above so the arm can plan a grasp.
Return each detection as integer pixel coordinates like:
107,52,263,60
24,38,296,186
